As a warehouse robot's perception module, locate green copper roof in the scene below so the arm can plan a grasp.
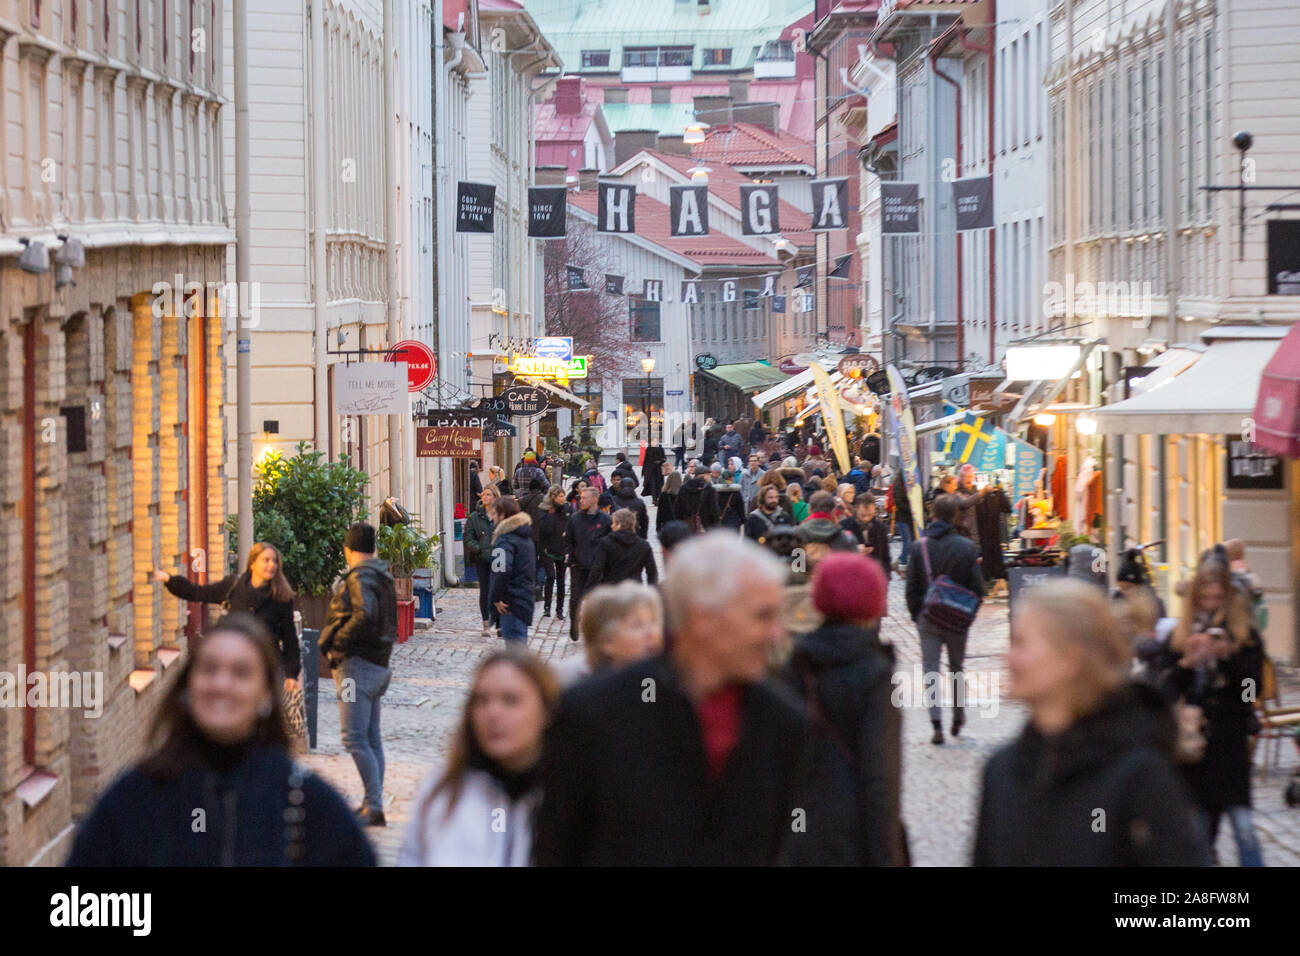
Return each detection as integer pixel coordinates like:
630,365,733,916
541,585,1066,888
521,0,811,74
600,101,697,135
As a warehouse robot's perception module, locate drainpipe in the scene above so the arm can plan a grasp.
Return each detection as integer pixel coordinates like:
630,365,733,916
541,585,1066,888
1163,0,1178,347
311,0,329,455
931,46,963,371
434,13,461,586
383,0,403,504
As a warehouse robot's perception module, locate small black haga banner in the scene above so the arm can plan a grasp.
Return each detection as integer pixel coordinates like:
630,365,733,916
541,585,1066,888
810,178,849,231
604,273,625,296
772,294,787,314
670,184,710,237
528,186,567,238
740,184,780,236
566,265,588,291
456,181,496,233
795,264,815,288
598,181,636,233
829,254,852,279
759,274,778,297
743,289,760,311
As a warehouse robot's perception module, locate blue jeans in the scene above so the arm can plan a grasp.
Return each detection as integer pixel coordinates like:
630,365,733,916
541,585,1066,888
500,613,528,643
897,521,915,566
1202,806,1264,867
333,656,392,814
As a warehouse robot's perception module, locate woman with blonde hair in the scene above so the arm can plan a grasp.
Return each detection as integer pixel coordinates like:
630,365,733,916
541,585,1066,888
463,485,501,635
1150,558,1264,866
974,579,1207,865
553,581,664,689
400,649,559,865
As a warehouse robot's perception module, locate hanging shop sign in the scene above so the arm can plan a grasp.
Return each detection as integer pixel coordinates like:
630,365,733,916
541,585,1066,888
953,175,994,231
865,369,892,396
527,186,567,239
424,409,494,430
810,178,850,231
455,182,496,233
1226,435,1284,490
695,353,718,371
468,396,508,414
509,355,588,380
838,353,879,378
416,426,482,459
334,362,409,416
504,385,548,416
881,182,921,234
385,339,437,392
488,416,517,438
532,336,573,360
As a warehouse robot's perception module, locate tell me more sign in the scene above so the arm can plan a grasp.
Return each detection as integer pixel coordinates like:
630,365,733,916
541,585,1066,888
334,362,409,416
1226,435,1283,490
416,426,482,458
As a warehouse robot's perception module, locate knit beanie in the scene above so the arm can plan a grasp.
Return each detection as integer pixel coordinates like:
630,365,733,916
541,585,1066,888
811,552,887,622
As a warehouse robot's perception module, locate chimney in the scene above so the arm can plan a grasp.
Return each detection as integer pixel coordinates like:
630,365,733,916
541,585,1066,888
692,94,732,129
732,101,781,132
658,134,691,156
553,76,583,116
614,129,659,167
535,165,568,186
728,78,750,103
578,168,600,192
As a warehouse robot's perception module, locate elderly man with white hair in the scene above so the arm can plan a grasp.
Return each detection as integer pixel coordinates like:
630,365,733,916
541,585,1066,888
532,533,809,866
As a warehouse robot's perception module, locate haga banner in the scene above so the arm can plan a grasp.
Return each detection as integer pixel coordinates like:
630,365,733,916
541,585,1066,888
527,186,567,238
810,178,850,231
739,184,780,236
566,265,588,291
881,182,920,234
772,294,787,314
669,184,709,237
795,264,815,288
828,254,852,279
680,280,700,304
456,181,496,233
597,181,636,233
953,175,994,231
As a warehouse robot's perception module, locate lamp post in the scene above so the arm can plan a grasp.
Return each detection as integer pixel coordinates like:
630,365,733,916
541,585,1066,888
641,352,655,445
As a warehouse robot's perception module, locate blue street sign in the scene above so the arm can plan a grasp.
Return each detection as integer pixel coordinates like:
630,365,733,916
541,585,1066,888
533,336,573,360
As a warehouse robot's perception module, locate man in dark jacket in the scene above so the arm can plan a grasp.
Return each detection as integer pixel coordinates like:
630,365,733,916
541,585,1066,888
512,450,549,493
319,522,398,826
610,477,648,539
533,534,807,866
517,477,546,532
745,484,792,543
488,496,536,643
641,444,667,500
610,452,637,486
565,487,612,641
841,495,891,581
675,464,720,531
588,509,658,587
905,494,984,745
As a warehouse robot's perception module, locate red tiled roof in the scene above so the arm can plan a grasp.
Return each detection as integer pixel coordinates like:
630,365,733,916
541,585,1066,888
692,122,815,169
636,149,816,249
567,189,780,268
534,100,598,143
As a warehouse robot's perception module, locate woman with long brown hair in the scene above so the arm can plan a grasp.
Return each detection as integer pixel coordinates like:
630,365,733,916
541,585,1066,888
536,484,571,620
1151,557,1265,866
399,648,559,866
67,613,373,866
153,541,300,687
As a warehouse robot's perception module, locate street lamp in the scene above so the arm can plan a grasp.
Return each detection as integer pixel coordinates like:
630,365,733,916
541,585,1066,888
641,352,656,444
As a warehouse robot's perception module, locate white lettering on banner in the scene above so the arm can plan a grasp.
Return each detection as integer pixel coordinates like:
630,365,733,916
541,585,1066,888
722,280,737,302
681,282,699,304
749,188,773,233
817,184,843,227
604,185,631,232
677,189,703,235
644,280,662,302
761,274,776,297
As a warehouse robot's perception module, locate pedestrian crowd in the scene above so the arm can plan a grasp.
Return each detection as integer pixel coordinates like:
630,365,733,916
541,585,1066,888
69,421,1273,868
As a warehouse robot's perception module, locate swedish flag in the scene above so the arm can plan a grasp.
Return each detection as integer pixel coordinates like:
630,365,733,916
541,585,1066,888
943,412,994,464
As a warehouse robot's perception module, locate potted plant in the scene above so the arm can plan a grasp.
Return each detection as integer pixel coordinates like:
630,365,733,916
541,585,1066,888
227,441,370,628
376,519,440,603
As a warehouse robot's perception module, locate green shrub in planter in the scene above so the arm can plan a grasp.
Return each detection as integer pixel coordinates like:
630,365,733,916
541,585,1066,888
376,519,440,578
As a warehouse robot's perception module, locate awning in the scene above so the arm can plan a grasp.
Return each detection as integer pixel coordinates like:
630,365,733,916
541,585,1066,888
697,361,790,393
752,365,818,410
1127,346,1204,396
1253,323,1300,457
531,379,588,411
1094,336,1284,435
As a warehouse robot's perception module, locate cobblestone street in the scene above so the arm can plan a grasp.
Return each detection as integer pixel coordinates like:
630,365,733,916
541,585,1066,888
302,517,1300,866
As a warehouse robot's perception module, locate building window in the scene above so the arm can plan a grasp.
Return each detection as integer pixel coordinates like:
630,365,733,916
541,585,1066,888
758,40,794,61
630,295,661,341
581,50,610,69
624,47,658,68
703,48,731,65
651,86,672,105
622,378,664,431
661,46,693,67
577,380,603,428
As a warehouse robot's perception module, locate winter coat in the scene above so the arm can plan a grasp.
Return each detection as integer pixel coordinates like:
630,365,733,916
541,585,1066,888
745,505,794,543
740,467,765,506
588,528,658,587
319,558,398,669
532,653,809,866
1151,633,1264,809
714,482,745,529
718,430,745,462
675,476,720,529
463,504,496,566
610,460,637,486
566,508,612,570
610,482,649,538
952,485,981,538
398,760,540,867
904,521,984,625
66,741,375,866
489,513,536,623
841,516,891,580
973,682,1209,866
512,463,550,493
802,456,830,481
535,501,570,561
846,468,870,496
781,622,904,866
164,572,300,679
892,478,914,526
655,472,682,533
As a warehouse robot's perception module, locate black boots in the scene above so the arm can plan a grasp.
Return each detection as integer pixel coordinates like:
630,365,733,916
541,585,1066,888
951,711,965,738
931,722,944,746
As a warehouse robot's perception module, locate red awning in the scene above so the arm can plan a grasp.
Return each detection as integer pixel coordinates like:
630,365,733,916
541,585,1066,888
1252,323,1300,457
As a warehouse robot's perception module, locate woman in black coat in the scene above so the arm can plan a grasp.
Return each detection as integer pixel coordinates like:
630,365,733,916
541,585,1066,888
974,580,1208,866
153,542,300,684
67,613,373,866
782,553,903,866
536,485,571,620
656,468,681,534
1149,559,1265,866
